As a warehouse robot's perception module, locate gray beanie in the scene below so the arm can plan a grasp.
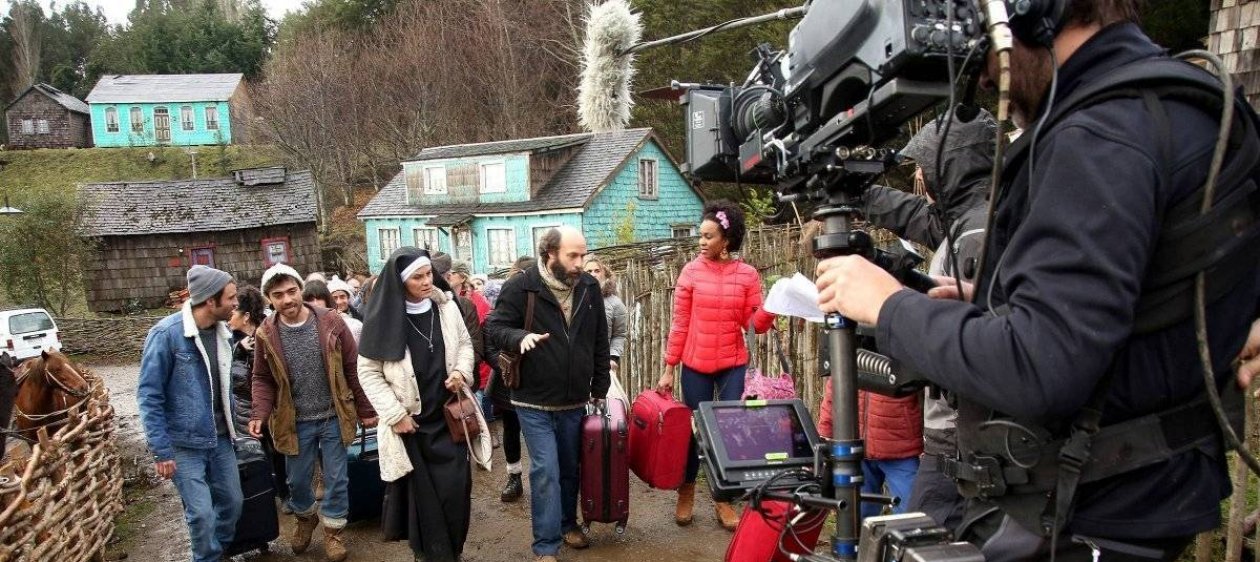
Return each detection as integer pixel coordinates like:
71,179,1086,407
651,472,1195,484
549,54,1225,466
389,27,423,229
187,265,233,305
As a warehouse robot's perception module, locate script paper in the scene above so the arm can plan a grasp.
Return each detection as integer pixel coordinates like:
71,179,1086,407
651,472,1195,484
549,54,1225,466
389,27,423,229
763,273,826,323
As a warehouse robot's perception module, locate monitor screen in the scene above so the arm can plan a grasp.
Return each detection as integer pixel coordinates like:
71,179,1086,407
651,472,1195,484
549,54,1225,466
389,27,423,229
712,404,813,462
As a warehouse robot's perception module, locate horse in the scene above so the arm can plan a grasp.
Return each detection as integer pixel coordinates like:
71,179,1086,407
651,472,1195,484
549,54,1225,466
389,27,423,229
10,350,90,443
0,353,16,458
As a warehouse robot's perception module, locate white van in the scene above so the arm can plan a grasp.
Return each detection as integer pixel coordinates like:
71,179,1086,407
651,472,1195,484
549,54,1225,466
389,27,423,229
0,308,62,361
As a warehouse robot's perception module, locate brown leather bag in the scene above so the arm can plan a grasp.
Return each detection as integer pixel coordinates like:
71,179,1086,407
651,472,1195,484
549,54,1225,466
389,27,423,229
443,391,481,444
496,291,536,390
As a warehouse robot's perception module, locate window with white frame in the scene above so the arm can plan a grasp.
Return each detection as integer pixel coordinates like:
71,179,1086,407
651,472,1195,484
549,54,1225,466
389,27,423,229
378,228,401,260
104,107,119,132
672,225,695,238
180,106,195,131
480,162,506,194
20,119,33,135
36,119,49,134
487,228,516,269
130,107,143,133
532,225,558,256
204,106,219,130
638,158,659,199
424,165,447,194
413,227,439,252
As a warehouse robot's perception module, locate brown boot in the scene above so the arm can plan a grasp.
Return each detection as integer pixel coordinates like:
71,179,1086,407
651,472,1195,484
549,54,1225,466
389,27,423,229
290,514,318,554
675,483,696,526
715,501,740,531
324,525,348,562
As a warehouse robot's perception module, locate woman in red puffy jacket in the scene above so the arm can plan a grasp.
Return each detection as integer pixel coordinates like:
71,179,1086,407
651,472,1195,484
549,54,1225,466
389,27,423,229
656,200,775,531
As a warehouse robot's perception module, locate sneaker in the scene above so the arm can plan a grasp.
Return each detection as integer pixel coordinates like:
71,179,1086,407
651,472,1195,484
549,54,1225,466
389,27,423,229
562,529,589,549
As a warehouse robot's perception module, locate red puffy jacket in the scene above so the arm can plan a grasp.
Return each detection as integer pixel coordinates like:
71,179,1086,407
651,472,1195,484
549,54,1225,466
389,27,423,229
817,383,923,460
665,256,775,374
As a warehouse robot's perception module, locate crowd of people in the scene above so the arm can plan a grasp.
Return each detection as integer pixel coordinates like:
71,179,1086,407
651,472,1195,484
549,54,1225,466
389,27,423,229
132,5,1260,562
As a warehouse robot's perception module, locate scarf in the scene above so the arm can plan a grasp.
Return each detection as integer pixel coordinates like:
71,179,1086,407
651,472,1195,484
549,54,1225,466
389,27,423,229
538,262,575,324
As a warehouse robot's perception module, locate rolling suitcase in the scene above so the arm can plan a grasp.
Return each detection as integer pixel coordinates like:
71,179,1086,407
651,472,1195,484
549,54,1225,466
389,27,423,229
225,439,279,556
580,397,630,534
346,426,386,523
628,389,692,490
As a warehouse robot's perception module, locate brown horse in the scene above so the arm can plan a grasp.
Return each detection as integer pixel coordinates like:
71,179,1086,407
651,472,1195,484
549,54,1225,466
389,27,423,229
11,350,90,442
0,353,16,457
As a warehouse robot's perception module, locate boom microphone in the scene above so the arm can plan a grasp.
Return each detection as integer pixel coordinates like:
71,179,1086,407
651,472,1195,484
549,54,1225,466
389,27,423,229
577,0,642,133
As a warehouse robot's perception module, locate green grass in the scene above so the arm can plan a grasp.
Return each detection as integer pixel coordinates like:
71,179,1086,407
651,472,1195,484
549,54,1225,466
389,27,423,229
105,482,158,559
0,144,286,201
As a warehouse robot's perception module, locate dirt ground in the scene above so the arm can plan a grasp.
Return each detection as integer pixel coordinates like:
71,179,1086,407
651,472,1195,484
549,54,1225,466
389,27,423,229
94,361,737,562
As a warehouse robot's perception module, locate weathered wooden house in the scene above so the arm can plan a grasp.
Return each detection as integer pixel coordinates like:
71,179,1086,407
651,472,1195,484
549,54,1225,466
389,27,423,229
4,83,92,149
77,167,319,313
85,73,249,148
1211,0,1260,110
358,128,705,275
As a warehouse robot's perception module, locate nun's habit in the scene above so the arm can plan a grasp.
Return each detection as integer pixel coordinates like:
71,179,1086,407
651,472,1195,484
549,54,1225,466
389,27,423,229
358,247,473,561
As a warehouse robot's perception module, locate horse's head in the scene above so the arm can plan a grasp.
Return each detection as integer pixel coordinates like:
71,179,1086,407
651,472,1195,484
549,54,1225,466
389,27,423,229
36,350,89,398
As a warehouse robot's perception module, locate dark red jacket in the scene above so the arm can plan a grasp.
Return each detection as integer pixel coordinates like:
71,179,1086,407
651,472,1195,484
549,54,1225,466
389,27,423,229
817,383,923,460
664,256,775,374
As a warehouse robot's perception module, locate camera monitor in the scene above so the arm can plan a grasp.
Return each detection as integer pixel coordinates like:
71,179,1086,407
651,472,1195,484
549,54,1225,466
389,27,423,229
694,399,823,501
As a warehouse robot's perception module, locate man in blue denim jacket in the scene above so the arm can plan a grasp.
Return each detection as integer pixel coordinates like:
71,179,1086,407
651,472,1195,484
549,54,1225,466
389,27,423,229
138,265,242,562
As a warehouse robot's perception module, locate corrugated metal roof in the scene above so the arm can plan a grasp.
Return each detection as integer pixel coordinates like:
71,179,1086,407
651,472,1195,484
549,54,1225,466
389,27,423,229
78,170,317,237
4,83,90,114
86,74,244,104
359,129,654,219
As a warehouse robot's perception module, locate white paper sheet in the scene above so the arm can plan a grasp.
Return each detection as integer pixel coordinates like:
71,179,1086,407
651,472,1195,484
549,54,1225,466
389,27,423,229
763,273,826,323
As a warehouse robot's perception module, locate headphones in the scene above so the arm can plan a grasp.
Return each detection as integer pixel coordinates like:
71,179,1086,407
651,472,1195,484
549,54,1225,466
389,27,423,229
1006,0,1069,47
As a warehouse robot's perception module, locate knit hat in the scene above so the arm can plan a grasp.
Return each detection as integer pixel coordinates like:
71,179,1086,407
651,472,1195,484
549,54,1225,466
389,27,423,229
260,263,304,295
327,277,354,298
452,261,471,277
187,265,233,306
431,252,453,276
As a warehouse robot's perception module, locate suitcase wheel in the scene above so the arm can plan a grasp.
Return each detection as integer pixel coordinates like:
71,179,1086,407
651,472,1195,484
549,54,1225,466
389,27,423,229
615,522,626,535
580,524,590,535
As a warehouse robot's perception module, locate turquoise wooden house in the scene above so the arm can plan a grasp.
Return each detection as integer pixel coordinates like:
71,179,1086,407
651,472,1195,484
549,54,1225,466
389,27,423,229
359,128,705,275
85,74,248,147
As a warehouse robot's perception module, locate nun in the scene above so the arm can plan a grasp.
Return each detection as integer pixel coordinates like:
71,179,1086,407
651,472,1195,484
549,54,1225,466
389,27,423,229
357,247,476,561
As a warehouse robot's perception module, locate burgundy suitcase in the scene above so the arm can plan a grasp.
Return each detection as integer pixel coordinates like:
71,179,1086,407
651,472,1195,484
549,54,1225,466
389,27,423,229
725,500,826,562
580,397,630,533
628,389,692,490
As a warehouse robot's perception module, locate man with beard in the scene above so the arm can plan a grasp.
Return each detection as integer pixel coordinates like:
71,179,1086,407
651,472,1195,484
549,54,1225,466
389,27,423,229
249,264,377,562
815,1,1260,559
485,226,611,562
137,265,241,562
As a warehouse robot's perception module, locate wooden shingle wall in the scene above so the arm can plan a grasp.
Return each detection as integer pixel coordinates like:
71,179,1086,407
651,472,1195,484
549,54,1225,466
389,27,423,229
1212,0,1260,110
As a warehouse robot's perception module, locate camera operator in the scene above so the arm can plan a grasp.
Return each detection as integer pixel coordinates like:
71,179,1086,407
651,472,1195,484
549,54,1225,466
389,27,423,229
815,2,1260,559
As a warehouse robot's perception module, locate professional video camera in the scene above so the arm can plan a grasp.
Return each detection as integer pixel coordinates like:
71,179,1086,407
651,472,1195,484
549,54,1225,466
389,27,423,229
680,0,989,194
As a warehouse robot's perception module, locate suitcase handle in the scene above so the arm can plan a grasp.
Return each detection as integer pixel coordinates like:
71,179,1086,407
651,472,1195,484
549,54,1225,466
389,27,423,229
633,416,647,430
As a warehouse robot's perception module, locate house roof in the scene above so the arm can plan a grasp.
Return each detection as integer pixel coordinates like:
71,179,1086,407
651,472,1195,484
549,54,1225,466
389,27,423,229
359,128,659,220
86,73,244,104
78,169,317,237
5,83,90,114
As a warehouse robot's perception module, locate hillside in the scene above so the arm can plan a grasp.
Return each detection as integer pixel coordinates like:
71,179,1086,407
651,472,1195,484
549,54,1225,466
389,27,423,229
0,145,287,199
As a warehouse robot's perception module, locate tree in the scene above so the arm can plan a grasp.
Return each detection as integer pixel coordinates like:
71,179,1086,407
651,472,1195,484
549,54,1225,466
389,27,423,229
0,191,92,315
6,0,42,90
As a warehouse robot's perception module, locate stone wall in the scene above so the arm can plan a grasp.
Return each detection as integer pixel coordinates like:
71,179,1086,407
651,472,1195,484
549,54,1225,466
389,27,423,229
1211,0,1260,110
84,223,320,313
5,92,90,149
56,315,164,359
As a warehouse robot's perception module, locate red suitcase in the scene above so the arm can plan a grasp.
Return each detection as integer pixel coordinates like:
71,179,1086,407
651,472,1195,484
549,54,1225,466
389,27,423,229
580,397,630,533
725,500,826,562
628,389,692,490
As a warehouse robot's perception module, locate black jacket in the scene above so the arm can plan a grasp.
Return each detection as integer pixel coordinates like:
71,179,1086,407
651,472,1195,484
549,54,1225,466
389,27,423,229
230,335,255,436
483,268,612,408
485,266,611,408
874,23,1260,539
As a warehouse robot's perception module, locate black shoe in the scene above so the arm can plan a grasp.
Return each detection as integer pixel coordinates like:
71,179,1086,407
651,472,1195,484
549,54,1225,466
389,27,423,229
500,473,523,503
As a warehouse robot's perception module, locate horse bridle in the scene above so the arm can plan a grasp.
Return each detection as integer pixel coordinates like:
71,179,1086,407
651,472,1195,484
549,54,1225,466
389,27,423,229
5,362,90,441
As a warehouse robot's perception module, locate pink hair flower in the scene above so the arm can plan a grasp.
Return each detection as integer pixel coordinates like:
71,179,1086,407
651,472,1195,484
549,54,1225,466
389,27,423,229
716,211,730,230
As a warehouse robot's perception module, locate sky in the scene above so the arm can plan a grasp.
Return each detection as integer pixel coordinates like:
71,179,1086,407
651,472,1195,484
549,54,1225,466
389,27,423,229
34,0,309,25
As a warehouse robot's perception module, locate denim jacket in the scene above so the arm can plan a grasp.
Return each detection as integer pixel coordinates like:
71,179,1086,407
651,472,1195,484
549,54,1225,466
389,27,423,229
137,302,236,461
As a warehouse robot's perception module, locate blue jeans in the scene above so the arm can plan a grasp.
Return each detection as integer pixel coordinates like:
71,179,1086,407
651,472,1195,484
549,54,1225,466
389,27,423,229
285,417,350,528
171,435,242,562
860,457,921,519
680,364,747,483
517,406,582,556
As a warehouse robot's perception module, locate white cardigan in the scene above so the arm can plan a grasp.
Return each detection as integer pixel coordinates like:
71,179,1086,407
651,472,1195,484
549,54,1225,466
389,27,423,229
357,291,486,481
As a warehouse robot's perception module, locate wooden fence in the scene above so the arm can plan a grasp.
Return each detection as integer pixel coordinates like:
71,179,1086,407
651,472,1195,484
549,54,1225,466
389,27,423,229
0,371,124,562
